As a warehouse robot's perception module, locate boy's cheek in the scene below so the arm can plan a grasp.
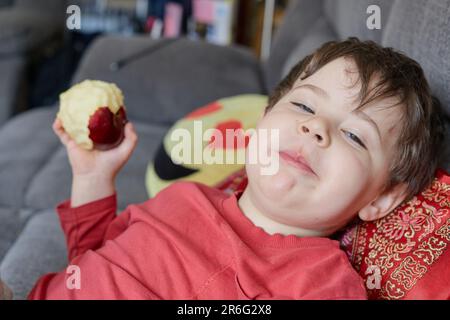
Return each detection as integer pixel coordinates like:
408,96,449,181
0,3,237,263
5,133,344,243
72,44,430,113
324,154,370,192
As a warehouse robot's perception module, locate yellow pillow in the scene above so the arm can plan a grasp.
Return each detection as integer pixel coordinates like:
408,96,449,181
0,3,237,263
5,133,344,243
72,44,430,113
146,94,268,197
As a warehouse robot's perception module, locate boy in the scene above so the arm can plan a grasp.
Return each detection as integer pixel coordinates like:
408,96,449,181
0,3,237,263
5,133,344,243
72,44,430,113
21,38,443,299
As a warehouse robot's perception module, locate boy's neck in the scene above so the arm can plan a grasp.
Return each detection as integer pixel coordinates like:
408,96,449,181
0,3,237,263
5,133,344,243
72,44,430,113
237,188,329,238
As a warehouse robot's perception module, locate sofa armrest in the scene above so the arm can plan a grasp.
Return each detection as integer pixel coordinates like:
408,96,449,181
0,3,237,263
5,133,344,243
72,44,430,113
72,36,266,125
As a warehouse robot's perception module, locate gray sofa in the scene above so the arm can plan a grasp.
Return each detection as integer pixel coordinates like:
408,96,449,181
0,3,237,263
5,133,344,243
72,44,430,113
0,0,449,299
0,0,65,126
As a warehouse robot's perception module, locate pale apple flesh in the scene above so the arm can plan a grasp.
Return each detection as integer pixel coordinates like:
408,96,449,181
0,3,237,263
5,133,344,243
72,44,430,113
88,106,128,150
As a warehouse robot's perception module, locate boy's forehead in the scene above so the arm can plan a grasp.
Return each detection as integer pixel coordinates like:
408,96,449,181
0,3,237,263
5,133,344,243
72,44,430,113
293,57,361,99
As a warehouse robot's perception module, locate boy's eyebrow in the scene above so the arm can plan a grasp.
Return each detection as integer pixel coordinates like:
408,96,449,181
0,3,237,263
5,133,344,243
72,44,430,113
352,110,381,140
292,84,330,99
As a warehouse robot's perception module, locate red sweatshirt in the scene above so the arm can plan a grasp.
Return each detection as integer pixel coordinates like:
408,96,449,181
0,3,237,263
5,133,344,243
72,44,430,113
28,182,367,300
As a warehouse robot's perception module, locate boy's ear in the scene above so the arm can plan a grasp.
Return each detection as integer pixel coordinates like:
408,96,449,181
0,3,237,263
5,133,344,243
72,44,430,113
358,183,408,221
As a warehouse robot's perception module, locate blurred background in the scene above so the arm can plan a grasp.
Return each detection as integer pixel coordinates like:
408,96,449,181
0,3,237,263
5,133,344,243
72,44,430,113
0,0,287,127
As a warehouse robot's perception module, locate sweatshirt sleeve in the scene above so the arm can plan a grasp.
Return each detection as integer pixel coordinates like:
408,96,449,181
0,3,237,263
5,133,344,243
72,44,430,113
28,195,156,300
56,193,119,261
27,248,157,300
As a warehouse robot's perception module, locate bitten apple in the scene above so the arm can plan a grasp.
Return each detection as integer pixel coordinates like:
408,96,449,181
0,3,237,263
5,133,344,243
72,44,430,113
57,80,128,150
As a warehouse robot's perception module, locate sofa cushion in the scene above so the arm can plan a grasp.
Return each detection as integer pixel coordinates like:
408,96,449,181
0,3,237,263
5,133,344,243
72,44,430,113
266,0,395,92
72,36,265,126
0,107,60,209
281,16,337,80
382,0,450,117
0,209,67,300
0,207,22,262
265,0,325,92
323,0,394,43
0,55,26,125
382,0,450,171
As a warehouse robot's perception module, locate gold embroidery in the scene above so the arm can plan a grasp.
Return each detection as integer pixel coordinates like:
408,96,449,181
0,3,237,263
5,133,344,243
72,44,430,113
382,280,405,299
413,237,447,265
390,256,427,290
422,180,450,208
436,218,450,241
366,233,414,275
352,225,367,272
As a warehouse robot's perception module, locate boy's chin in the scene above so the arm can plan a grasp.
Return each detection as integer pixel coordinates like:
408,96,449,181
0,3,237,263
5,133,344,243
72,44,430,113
250,170,297,201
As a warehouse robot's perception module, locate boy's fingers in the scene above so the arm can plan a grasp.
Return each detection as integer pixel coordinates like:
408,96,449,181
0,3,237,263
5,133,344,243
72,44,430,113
52,118,72,146
125,122,138,143
116,122,138,156
124,122,139,148
53,118,65,132
52,118,60,133
55,129,70,146
66,139,79,151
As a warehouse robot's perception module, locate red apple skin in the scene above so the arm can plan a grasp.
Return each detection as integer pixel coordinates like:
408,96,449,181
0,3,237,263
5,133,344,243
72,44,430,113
88,106,128,150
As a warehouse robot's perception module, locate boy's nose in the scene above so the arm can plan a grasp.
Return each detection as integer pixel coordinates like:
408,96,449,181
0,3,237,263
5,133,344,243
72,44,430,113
297,118,330,147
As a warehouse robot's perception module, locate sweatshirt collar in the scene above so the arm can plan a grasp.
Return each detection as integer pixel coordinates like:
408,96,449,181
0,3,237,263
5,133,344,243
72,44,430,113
221,190,339,249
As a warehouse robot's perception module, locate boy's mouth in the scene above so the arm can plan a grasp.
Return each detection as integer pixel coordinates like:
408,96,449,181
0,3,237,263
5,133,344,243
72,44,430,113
279,150,317,176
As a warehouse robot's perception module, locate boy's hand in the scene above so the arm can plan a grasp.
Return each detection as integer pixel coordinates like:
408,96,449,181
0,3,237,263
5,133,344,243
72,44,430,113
53,118,138,179
52,118,138,207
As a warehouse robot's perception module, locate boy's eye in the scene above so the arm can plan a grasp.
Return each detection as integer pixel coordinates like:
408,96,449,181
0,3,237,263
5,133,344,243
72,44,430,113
343,130,367,149
290,102,315,114
289,101,367,150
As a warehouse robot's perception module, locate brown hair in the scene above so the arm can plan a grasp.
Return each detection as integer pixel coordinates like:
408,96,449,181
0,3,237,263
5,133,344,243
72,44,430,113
267,37,446,200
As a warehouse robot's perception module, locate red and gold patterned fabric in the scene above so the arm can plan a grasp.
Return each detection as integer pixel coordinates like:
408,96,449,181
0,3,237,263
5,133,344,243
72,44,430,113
215,169,450,300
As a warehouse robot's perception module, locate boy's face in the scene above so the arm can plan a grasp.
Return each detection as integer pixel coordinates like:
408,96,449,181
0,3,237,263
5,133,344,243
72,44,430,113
245,57,403,235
